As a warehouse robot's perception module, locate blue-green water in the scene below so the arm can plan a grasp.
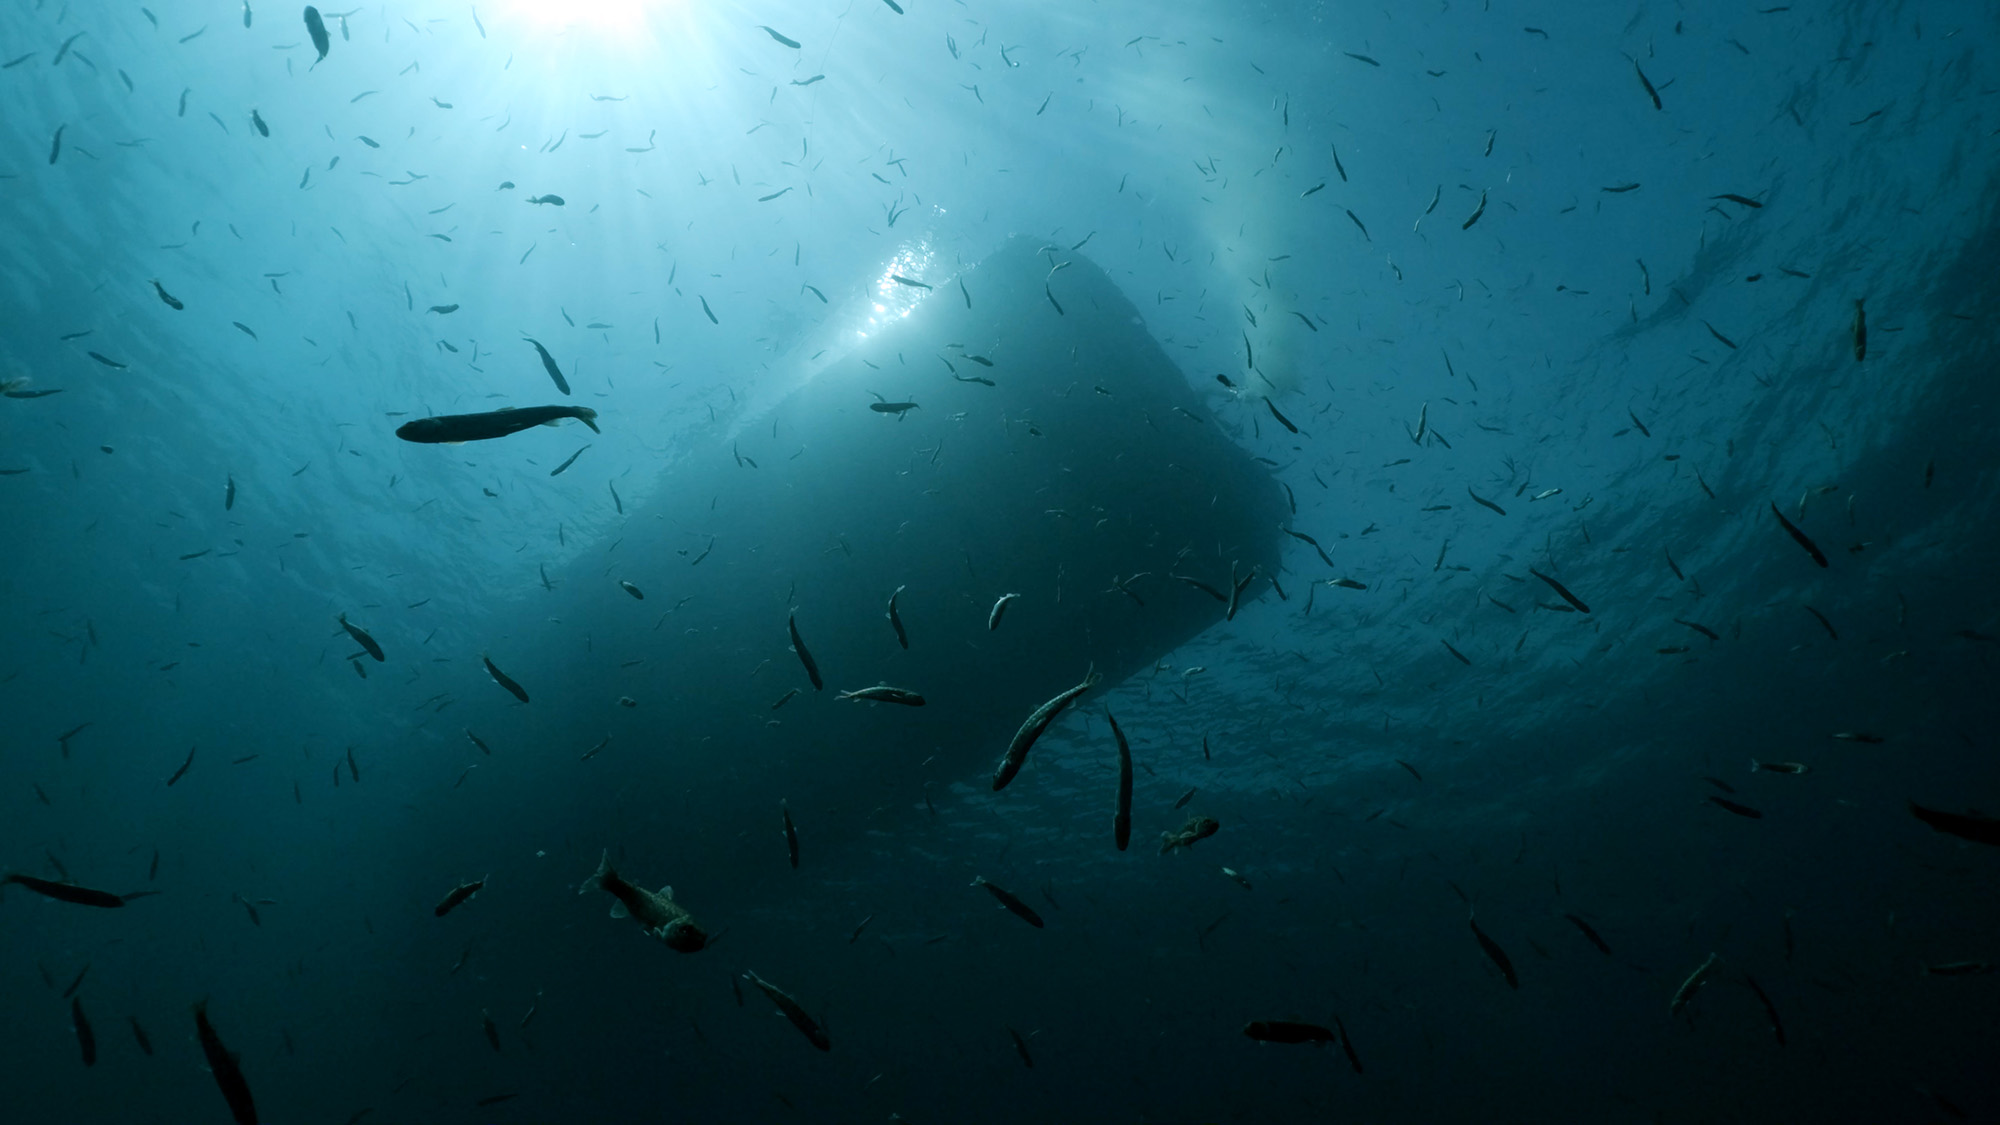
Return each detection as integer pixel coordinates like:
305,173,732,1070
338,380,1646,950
3,2,1998,1121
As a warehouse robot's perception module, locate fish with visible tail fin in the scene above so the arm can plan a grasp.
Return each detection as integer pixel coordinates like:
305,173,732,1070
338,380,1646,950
780,801,799,869
522,338,570,395
397,405,597,443
1670,952,1721,1014
992,669,1100,790
2,873,126,908
1633,59,1661,109
337,613,384,661
580,850,708,952
1528,567,1590,613
742,970,830,1050
193,1001,259,1125
787,611,823,690
971,876,1045,928
304,6,330,64
1908,801,2000,846
434,876,486,917
886,585,909,649
1769,503,1828,568
1108,709,1132,851
1160,815,1219,853
482,656,529,703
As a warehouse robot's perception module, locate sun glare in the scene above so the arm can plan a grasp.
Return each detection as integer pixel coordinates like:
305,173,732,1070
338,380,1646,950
505,0,653,33
857,242,937,341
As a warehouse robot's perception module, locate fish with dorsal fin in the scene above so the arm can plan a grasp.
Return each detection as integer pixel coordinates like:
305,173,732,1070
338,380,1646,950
971,876,1045,928
885,585,909,649
743,971,829,1050
1108,709,1132,851
337,613,384,661
2,872,127,908
522,338,570,394
193,1001,259,1125
1160,815,1218,854
787,611,822,690
398,405,597,443
1909,801,2000,846
304,6,330,63
837,684,924,706
580,850,707,951
434,876,485,917
1769,503,1828,567
1528,567,1590,613
481,656,529,703
992,669,1100,790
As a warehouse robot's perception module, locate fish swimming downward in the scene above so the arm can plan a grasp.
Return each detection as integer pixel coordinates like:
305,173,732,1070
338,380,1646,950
992,668,1101,790
193,1001,259,1125
742,970,830,1051
580,850,708,952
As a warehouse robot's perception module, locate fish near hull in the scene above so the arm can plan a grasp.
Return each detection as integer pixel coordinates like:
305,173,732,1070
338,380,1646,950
465,236,1285,860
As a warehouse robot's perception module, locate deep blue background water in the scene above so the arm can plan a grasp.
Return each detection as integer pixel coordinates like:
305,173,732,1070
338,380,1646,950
3,1,1998,1122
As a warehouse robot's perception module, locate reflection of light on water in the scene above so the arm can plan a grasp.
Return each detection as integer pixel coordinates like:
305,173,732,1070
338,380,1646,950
856,239,937,342
503,0,653,33
726,234,951,444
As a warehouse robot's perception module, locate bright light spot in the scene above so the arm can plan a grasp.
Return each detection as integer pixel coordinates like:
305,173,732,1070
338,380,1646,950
860,241,937,337
506,0,651,33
